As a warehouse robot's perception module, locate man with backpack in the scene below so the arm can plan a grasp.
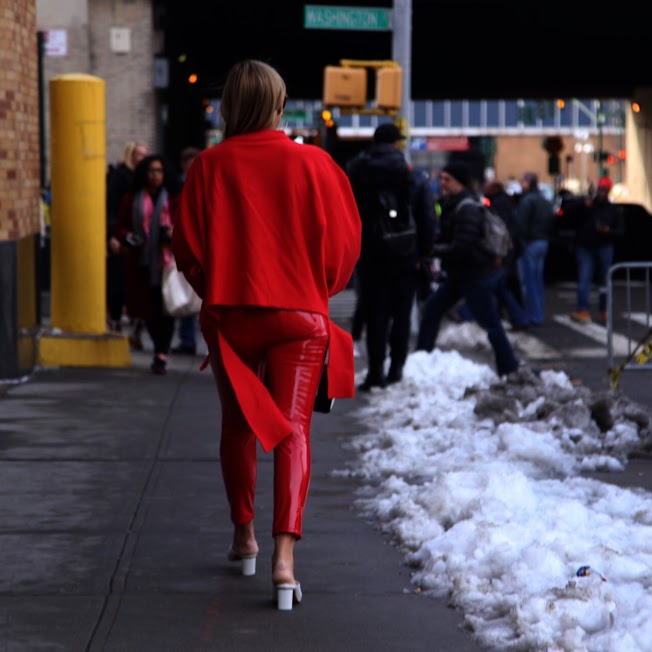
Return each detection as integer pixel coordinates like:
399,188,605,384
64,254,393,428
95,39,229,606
348,123,436,390
415,161,519,378
454,180,530,332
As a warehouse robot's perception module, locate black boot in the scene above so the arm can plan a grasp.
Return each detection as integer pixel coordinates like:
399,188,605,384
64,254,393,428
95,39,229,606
386,363,403,385
357,365,386,392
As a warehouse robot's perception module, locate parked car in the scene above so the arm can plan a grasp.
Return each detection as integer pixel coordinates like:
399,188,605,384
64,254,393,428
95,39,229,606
545,199,652,283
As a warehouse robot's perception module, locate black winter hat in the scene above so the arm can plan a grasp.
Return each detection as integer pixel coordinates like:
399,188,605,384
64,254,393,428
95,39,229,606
373,123,405,143
441,161,473,188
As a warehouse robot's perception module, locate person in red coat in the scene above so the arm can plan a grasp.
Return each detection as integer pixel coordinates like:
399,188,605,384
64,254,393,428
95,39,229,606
172,59,361,610
114,154,179,375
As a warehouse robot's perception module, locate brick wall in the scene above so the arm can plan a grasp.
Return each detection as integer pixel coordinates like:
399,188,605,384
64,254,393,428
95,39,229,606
0,0,41,241
495,134,623,189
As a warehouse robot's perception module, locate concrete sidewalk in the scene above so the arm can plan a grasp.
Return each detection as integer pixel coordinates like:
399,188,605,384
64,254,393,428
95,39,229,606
2,283,651,650
0,349,485,651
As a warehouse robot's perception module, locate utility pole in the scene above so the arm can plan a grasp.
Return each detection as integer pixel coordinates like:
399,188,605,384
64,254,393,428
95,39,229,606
391,0,411,161
597,100,605,178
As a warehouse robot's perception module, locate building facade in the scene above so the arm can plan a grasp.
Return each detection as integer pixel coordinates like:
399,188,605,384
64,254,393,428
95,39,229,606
0,0,648,381
274,97,627,195
0,0,41,379
37,0,160,171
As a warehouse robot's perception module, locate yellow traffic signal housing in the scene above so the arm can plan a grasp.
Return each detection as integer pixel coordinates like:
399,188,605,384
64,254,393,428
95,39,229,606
376,66,402,109
323,66,367,107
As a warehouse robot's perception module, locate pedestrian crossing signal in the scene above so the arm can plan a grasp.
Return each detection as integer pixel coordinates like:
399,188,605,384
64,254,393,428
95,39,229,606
376,66,402,109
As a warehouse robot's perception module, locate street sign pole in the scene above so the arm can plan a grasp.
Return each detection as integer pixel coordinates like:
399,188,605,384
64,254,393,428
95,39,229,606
391,0,411,161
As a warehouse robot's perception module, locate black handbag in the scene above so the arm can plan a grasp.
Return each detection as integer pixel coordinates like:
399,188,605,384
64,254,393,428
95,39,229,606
313,364,334,413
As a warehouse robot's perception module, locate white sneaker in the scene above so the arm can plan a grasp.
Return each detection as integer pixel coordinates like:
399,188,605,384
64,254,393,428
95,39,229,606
352,341,362,358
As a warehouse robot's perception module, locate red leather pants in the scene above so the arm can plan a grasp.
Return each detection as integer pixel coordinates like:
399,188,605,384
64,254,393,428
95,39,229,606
207,307,328,539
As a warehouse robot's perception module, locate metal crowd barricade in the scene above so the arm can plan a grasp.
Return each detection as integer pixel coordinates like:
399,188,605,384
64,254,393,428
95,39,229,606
607,262,652,389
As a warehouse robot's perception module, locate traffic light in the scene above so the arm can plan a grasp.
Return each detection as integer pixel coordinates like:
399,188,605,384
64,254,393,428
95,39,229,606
376,66,402,109
548,154,560,175
316,108,338,153
543,136,564,155
322,66,366,107
321,109,334,128
322,61,401,113
321,121,338,153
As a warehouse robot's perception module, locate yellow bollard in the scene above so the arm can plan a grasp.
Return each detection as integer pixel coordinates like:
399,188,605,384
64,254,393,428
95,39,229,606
50,73,105,333
39,73,130,368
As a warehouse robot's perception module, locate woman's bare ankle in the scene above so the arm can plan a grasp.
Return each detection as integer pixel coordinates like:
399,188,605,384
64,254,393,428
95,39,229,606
272,558,295,585
232,521,258,557
272,533,297,584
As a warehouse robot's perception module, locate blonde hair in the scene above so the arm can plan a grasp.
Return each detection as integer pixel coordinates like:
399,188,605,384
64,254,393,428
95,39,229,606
220,60,286,139
122,140,148,170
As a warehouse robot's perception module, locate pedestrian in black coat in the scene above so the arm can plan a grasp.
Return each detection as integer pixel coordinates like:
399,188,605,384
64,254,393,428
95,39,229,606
348,123,436,389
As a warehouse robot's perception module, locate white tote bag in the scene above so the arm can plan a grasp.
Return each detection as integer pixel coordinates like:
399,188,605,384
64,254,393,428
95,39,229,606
162,259,202,317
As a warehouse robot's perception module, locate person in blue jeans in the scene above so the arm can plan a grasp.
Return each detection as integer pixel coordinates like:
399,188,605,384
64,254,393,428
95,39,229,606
565,176,625,324
416,162,519,377
514,172,555,326
454,180,529,332
456,264,529,331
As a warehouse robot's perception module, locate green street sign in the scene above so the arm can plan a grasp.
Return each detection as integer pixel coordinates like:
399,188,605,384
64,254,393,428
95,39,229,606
283,108,309,121
304,5,391,31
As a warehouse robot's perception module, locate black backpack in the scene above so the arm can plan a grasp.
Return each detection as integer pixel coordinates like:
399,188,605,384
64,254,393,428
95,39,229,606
368,187,417,258
350,149,417,260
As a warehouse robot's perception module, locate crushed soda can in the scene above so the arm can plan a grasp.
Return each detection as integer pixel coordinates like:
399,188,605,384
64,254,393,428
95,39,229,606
576,565,607,582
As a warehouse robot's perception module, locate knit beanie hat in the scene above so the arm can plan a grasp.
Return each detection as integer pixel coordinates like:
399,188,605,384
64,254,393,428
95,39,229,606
597,176,613,191
441,161,472,188
374,123,405,143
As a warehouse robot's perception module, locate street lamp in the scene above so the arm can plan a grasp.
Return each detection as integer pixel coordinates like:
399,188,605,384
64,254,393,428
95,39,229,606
596,100,606,178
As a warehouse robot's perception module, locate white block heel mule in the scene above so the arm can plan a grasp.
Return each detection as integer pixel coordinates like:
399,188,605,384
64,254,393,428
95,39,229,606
274,582,302,611
226,546,257,576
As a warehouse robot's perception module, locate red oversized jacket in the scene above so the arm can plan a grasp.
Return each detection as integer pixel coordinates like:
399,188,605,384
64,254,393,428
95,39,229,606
172,129,361,451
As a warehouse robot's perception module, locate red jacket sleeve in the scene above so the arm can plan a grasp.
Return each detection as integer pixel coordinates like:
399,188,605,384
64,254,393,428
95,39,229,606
321,161,362,297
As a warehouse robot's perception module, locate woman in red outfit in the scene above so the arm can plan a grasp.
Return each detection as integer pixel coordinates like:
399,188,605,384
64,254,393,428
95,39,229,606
114,154,179,375
172,60,361,610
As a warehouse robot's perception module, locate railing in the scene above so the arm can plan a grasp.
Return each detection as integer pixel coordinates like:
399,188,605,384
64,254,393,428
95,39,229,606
607,262,652,389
